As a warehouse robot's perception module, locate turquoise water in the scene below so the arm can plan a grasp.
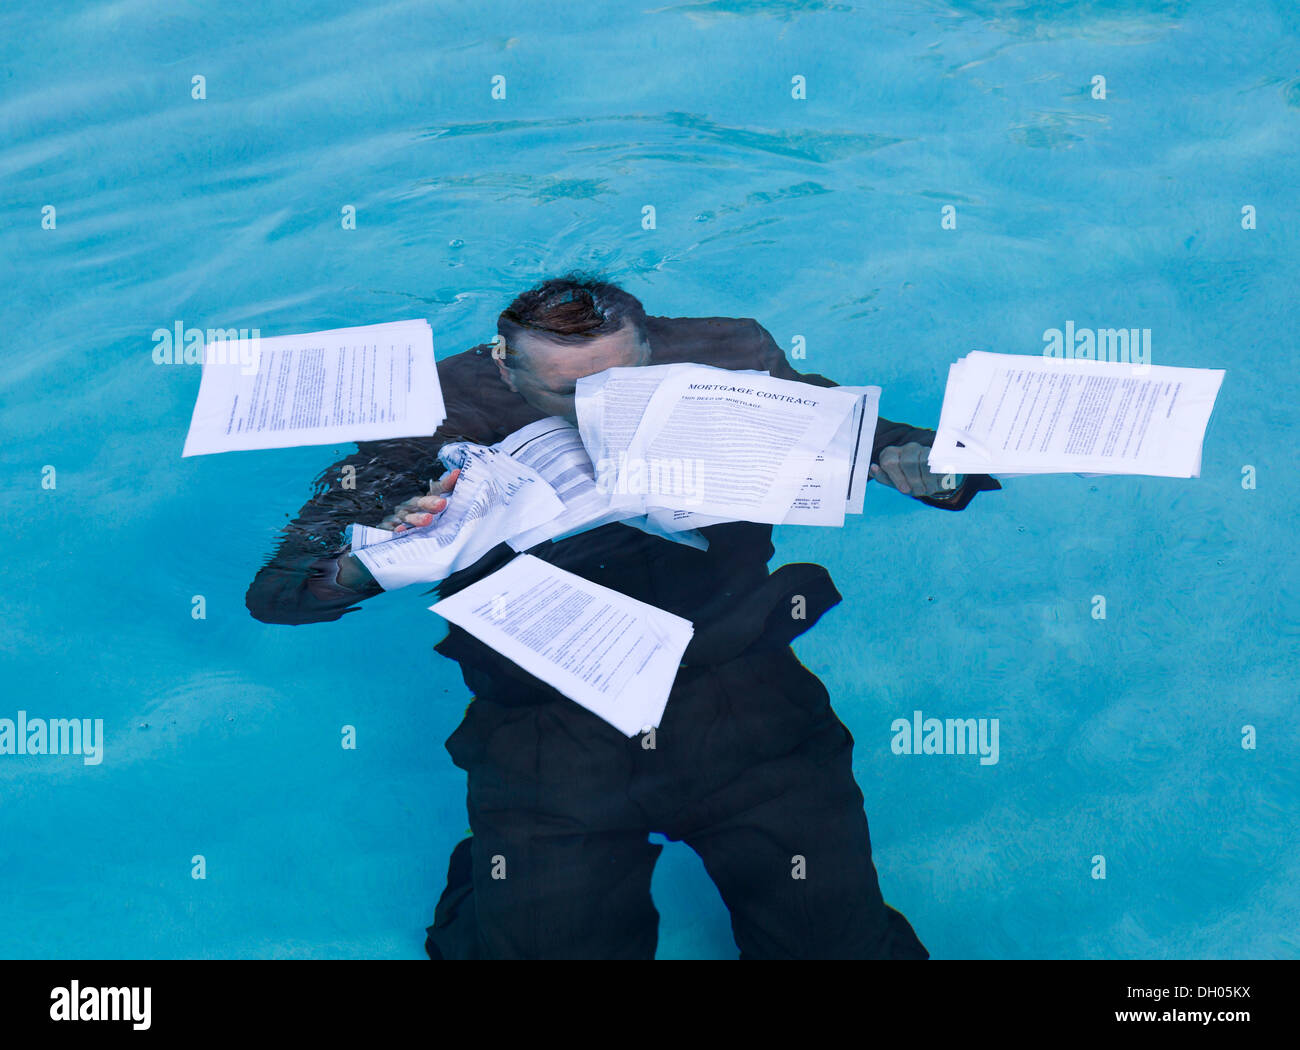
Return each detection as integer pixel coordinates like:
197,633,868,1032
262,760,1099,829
2,0,1297,959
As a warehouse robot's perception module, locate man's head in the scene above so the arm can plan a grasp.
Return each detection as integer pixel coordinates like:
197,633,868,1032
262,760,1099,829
495,275,651,422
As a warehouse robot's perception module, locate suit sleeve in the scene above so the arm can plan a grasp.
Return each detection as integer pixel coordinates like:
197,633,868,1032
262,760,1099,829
739,318,1001,511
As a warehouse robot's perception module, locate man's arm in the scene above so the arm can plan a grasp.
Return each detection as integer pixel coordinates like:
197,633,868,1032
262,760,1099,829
741,318,1001,511
245,436,448,625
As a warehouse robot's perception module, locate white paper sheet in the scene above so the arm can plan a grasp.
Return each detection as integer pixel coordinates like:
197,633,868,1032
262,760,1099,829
576,364,771,514
493,416,710,551
496,417,633,551
575,364,684,495
928,352,1224,478
782,384,881,526
430,555,694,737
181,319,444,456
621,367,860,524
646,385,878,533
618,512,712,549
347,523,394,550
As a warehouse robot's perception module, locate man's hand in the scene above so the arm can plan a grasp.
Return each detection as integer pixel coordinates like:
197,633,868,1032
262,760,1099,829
378,469,461,532
328,467,463,594
869,443,961,498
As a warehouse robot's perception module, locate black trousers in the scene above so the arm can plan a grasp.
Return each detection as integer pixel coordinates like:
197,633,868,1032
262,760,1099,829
425,644,928,960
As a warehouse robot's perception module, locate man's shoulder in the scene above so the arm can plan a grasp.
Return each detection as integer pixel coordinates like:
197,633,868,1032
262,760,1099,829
437,340,499,380
645,314,785,372
436,342,534,434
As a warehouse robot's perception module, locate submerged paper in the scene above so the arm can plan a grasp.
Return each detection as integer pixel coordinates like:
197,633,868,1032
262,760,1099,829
430,555,694,737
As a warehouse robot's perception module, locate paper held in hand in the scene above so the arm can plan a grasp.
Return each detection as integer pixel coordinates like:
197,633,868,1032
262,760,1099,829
181,319,444,456
430,555,694,737
348,442,565,590
928,352,1224,478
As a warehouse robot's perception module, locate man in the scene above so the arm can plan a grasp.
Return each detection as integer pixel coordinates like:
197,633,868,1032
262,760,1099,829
246,275,999,959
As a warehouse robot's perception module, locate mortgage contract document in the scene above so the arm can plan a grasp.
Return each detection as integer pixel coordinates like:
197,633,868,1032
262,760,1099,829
430,555,694,737
181,319,444,456
644,383,880,533
581,365,862,525
928,352,1224,478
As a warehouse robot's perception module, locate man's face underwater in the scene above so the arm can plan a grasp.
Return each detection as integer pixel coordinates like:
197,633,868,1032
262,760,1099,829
495,324,651,423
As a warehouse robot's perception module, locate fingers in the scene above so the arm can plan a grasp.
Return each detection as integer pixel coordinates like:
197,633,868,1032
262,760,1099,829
874,445,911,494
378,508,414,530
379,488,451,532
874,443,950,496
439,468,460,493
397,496,448,528
398,504,443,527
407,495,447,520
899,445,929,495
394,512,432,532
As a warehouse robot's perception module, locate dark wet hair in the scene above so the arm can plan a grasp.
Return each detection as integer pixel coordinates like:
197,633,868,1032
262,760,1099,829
496,273,647,369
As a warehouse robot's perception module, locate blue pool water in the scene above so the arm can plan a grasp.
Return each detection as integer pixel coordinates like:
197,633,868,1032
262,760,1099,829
1,0,1297,959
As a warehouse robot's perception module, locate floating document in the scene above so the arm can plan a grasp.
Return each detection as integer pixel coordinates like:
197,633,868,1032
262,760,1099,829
575,364,769,495
496,417,635,550
350,443,563,589
430,555,694,737
575,364,684,486
771,383,880,527
843,387,882,515
928,352,1224,478
182,319,444,456
615,366,861,525
646,383,877,532
346,522,395,550
615,512,710,550
579,364,877,530
575,363,756,536
348,364,872,588
499,417,709,551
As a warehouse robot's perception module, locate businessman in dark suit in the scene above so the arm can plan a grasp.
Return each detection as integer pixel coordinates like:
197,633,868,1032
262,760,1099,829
247,275,999,959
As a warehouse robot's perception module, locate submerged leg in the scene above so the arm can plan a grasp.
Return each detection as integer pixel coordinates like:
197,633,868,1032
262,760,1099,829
425,835,476,960
434,697,661,959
